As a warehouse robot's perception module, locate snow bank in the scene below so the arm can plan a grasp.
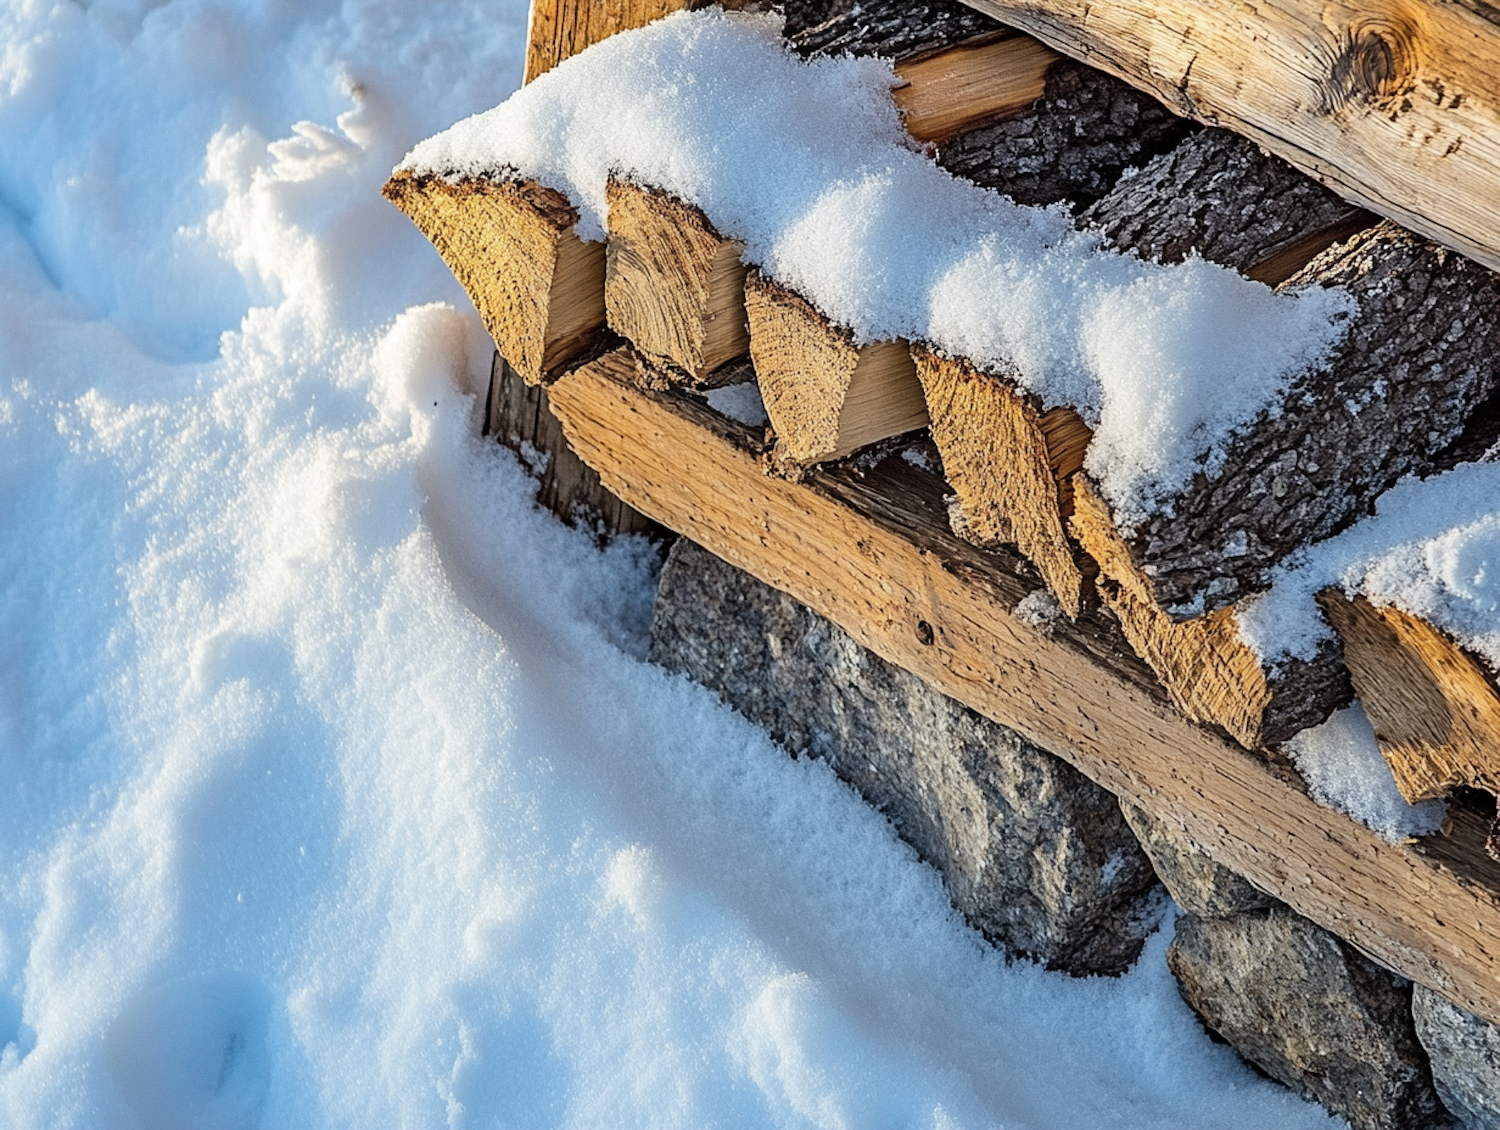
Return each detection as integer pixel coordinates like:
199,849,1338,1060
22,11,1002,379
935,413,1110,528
401,9,1351,528
0,1,1347,1126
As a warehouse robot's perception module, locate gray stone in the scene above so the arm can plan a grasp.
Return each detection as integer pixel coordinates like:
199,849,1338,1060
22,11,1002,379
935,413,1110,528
1168,908,1452,1130
1413,984,1500,1130
1119,800,1277,919
650,538,1164,975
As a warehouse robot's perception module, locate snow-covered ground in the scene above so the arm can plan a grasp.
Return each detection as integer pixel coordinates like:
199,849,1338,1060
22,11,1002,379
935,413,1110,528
0,2,1350,1126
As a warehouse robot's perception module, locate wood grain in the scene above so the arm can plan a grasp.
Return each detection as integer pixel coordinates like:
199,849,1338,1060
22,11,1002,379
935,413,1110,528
525,0,689,83
957,0,1500,275
547,347,1500,1026
1322,592,1500,803
893,32,1060,142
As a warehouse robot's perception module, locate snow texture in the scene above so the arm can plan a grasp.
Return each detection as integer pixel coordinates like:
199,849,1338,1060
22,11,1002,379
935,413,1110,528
704,380,770,426
1285,706,1448,844
0,1,1348,1127
401,9,1352,526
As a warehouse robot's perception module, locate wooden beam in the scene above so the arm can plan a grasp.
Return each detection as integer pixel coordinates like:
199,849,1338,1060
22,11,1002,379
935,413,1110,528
524,0,689,84
744,271,927,465
604,177,748,384
546,346,1500,1028
1321,592,1500,805
955,0,1500,277
383,172,605,386
892,32,1060,143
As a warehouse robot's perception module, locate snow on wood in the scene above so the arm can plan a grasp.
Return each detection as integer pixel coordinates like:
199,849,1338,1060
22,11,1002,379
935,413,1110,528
382,172,606,385
604,176,749,384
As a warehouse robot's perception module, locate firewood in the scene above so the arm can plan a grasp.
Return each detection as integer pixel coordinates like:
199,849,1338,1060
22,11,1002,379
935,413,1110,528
914,347,1095,615
1081,129,1373,285
603,177,748,385
383,172,605,386
1120,222,1500,620
1072,476,1349,748
744,271,927,465
1319,592,1500,804
891,32,1061,144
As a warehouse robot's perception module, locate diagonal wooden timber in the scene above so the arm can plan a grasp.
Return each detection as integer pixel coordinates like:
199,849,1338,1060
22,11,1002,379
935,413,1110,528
953,0,1500,278
383,172,605,386
1321,592,1500,805
545,346,1500,1028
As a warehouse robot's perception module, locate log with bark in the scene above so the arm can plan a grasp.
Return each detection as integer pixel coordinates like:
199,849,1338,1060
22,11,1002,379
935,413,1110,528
1320,592,1500,805
383,172,607,386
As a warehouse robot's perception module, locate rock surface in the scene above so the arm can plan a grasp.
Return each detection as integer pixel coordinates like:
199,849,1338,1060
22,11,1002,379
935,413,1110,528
650,538,1163,974
1118,801,1276,919
1414,984,1500,1130
1168,909,1452,1130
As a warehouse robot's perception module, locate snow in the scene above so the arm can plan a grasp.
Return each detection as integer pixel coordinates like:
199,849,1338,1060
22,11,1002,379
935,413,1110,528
704,380,770,426
0,1,1354,1127
401,9,1352,529
1285,706,1447,844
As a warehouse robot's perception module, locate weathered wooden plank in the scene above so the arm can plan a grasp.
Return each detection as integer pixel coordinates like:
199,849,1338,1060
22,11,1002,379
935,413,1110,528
955,0,1500,276
524,0,689,84
546,346,1500,1028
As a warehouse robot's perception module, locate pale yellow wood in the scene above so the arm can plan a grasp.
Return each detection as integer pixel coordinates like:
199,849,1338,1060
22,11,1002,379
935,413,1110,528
913,346,1092,616
893,31,1061,143
383,171,605,385
960,0,1500,275
525,0,689,84
1322,592,1500,804
745,271,927,464
604,177,748,382
546,347,1500,1029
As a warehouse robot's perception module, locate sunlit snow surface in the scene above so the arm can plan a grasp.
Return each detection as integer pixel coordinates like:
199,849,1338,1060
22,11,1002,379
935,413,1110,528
0,2,1345,1127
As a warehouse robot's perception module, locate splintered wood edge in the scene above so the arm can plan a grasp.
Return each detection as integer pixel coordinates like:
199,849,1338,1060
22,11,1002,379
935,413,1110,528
1321,591,1500,803
383,171,603,385
1071,474,1272,747
913,346,1090,616
893,31,1061,143
545,347,1500,1028
525,0,689,84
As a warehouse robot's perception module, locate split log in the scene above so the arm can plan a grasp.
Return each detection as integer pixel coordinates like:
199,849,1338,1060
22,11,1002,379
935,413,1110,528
922,129,1371,617
744,270,927,465
1071,475,1349,748
486,351,664,539
544,345,1500,1032
1320,593,1500,804
914,349,1096,615
383,172,606,386
604,177,749,384
1081,128,1373,286
1120,223,1500,620
891,32,1061,145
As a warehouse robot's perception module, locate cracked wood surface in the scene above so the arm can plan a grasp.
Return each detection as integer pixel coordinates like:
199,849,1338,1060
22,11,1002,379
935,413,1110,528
546,346,1500,1029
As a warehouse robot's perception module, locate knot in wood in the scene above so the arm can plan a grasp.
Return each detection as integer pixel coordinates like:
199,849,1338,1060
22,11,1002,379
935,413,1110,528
1322,16,1420,114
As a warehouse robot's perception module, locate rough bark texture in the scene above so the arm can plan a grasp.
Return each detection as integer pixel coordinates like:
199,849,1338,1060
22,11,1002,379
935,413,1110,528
1081,127,1373,284
486,352,663,540
1414,984,1500,1130
786,0,1003,60
1168,909,1452,1130
934,60,1192,208
1072,474,1351,747
1132,222,1500,619
650,536,1165,975
1118,801,1275,918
